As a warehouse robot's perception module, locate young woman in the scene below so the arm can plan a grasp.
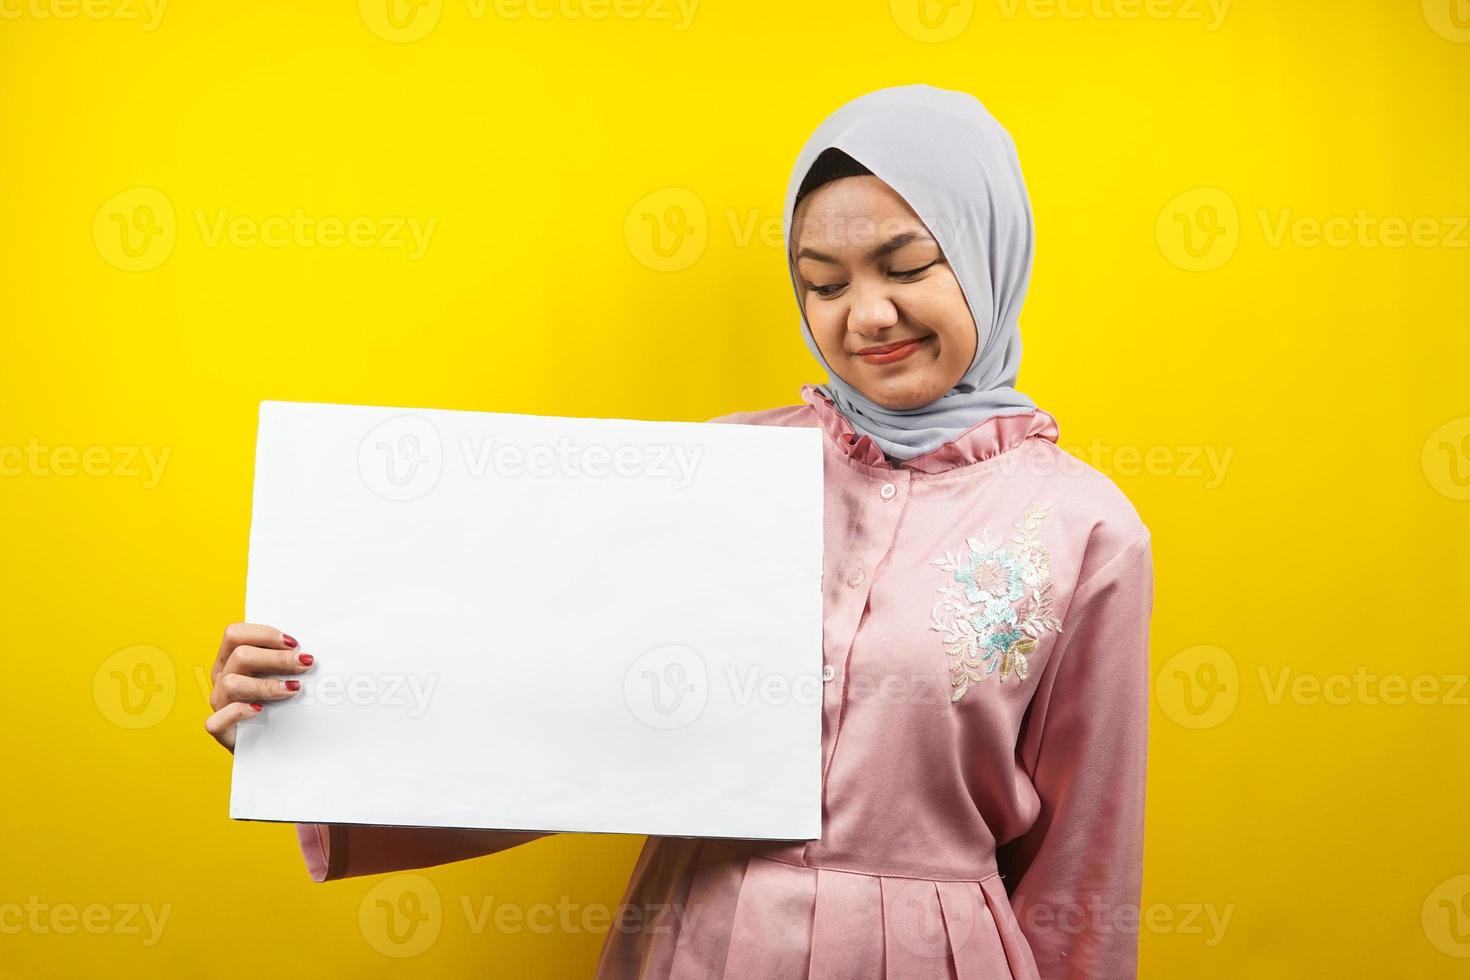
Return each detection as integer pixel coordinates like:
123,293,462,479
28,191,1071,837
206,83,1154,979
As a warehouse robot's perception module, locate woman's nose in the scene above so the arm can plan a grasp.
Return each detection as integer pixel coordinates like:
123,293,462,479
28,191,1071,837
846,278,900,334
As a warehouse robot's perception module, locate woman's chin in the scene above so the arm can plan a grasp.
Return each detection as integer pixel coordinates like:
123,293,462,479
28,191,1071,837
852,375,952,411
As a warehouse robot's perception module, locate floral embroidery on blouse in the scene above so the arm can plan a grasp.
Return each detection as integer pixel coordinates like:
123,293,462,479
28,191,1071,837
929,502,1064,701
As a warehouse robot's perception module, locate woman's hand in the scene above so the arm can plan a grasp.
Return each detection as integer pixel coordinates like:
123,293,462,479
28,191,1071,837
204,622,314,753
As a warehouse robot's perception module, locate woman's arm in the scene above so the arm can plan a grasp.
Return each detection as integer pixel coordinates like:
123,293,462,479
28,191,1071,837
295,823,556,882
998,531,1154,978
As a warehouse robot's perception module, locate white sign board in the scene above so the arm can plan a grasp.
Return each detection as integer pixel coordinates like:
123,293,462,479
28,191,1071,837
231,401,824,840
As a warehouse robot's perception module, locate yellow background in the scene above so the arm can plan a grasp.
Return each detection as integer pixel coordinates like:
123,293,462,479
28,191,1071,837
3,0,1469,976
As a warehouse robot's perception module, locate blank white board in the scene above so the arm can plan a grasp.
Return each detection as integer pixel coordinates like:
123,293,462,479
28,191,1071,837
231,400,824,840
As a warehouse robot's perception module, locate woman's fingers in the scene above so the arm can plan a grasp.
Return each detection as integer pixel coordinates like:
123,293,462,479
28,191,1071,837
214,622,297,674
218,670,304,707
207,623,313,752
222,644,314,681
211,645,313,711
204,700,264,753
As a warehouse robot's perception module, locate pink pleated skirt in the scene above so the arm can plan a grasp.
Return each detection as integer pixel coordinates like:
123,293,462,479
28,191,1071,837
593,836,1041,979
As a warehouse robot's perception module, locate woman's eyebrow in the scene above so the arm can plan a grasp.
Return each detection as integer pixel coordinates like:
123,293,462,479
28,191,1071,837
795,231,937,264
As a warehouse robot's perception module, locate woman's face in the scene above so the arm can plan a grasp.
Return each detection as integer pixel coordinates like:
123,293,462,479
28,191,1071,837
791,175,978,410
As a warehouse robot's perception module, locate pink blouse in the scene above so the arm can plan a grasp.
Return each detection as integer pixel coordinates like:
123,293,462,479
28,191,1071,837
295,384,1155,979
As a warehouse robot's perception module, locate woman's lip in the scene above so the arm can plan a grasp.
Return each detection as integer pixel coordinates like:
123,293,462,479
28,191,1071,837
856,337,928,364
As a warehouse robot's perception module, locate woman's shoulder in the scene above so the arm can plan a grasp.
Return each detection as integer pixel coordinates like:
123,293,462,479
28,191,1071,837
1005,439,1152,580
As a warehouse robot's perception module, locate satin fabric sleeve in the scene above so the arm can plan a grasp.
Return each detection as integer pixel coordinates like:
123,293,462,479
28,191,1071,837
998,531,1154,979
295,823,555,882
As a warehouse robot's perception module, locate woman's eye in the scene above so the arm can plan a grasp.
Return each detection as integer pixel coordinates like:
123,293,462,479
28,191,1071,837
811,283,845,297
891,259,940,280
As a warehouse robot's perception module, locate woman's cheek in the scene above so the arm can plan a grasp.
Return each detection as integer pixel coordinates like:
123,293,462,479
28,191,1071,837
810,314,845,359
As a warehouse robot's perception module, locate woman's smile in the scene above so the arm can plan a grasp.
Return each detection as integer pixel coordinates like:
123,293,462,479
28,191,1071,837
855,335,932,366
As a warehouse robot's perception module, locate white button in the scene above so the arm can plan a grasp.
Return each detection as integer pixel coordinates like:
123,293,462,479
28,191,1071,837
880,482,897,499
847,569,864,587
822,663,836,682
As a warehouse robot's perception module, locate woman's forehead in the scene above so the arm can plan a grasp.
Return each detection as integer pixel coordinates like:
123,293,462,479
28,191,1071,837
791,177,933,251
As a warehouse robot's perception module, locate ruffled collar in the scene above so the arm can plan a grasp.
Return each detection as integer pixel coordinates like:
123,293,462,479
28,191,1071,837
799,383,1060,474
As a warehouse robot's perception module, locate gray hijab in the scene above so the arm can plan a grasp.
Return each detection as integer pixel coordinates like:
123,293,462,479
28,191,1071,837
784,83,1040,463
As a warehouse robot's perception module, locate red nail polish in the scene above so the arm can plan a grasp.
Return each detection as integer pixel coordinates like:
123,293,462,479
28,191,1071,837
250,703,263,711
284,680,301,691
298,653,314,666
282,633,299,649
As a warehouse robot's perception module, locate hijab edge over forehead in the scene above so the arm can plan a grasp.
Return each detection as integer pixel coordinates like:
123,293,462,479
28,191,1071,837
783,84,1041,463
